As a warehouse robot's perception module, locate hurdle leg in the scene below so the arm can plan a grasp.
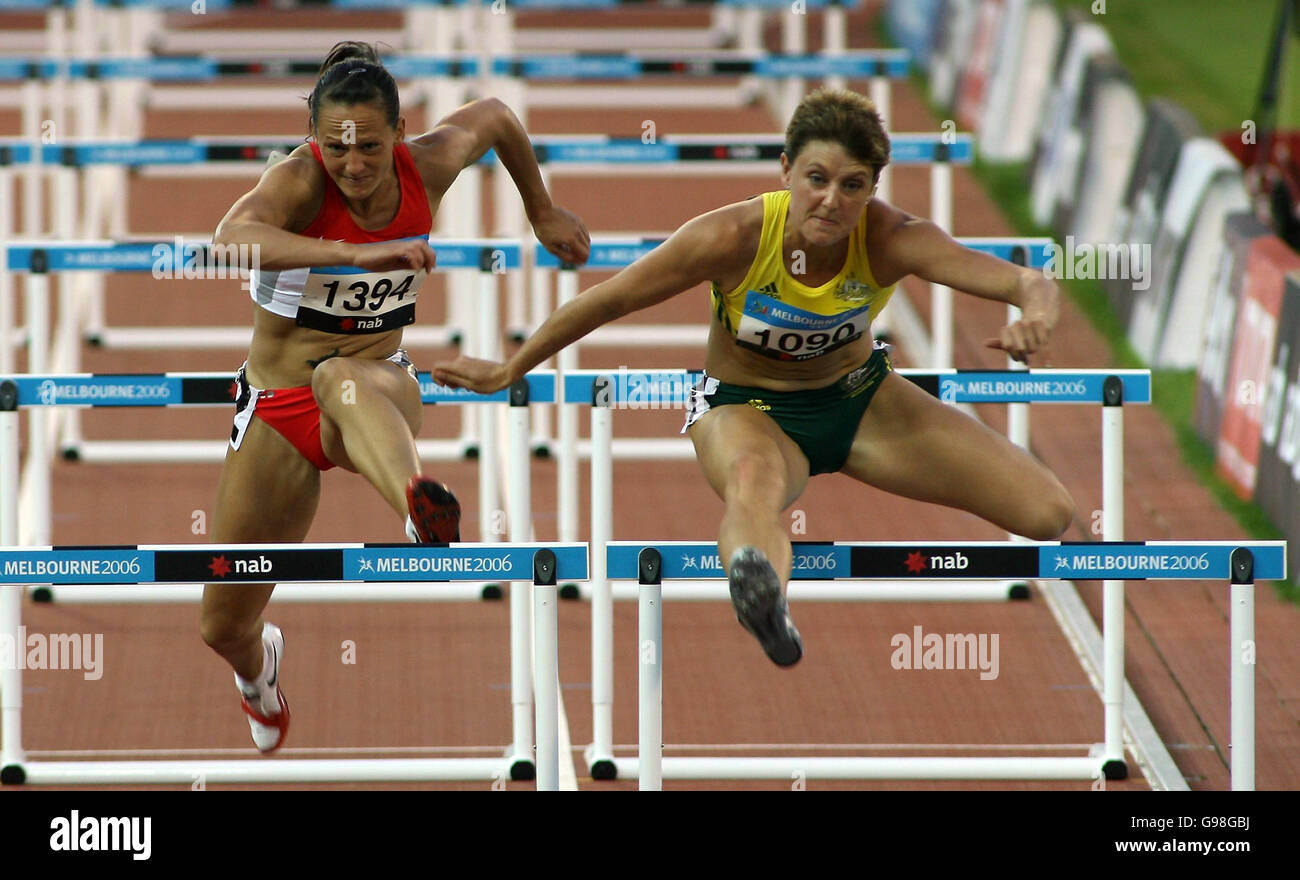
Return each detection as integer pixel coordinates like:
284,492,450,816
556,269,580,544
528,261,554,454
587,384,616,778
928,162,954,369
1229,548,1255,791
1,381,24,782
1100,377,1127,779
637,549,664,791
532,550,559,792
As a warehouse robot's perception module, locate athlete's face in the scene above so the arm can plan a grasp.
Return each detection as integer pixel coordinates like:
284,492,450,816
313,102,406,201
780,140,877,247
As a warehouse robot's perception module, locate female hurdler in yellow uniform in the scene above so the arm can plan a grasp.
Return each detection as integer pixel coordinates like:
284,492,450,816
433,90,1075,667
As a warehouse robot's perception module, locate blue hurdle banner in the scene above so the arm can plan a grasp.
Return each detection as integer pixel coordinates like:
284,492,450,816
485,0,860,7
563,369,1152,407
922,370,1151,405
536,235,1048,269
1,239,521,272
0,134,967,169
83,0,462,8
606,541,1287,582
0,369,1144,408
490,51,908,80
0,372,560,407
0,52,900,83
0,56,482,81
0,543,588,584
522,133,972,167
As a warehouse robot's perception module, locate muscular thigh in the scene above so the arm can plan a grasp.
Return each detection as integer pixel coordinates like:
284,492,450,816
688,404,811,508
315,357,422,471
211,417,321,542
841,372,1061,520
204,417,321,622
317,358,422,429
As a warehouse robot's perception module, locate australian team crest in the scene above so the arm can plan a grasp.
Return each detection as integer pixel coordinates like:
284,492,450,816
834,278,874,305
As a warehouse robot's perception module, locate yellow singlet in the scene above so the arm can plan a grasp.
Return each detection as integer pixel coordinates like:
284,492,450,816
712,190,896,362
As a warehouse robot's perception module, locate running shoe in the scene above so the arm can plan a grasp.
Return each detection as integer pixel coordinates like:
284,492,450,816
406,476,462,543
728,547,803,667
237,622,290,754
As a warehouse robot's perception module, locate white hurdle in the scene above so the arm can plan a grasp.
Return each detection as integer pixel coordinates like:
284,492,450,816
0,368,556,600
0,539,585,788
617,540,1283,790
571,368,1151,777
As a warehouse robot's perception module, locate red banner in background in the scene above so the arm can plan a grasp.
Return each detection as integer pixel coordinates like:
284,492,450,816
1216,236,1300,498
955,0,1004,131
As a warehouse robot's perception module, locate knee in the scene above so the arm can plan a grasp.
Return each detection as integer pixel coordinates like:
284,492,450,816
310,356,359,408
725,450,788,508
1019,480,1076,541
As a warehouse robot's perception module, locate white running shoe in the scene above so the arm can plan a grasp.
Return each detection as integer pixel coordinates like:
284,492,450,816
235,622,290,754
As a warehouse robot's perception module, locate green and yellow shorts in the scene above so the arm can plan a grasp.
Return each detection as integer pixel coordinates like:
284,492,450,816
681,342,893,475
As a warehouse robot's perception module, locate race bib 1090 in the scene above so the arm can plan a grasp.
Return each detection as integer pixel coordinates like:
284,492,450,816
735,291,869,361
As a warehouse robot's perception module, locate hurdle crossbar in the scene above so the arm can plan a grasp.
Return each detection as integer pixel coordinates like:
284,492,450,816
0,542,585,788
614,540,1283,790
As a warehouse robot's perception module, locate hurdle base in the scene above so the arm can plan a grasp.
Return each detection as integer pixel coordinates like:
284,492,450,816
7,758,513,786
1102,759,1129,781
509,758,536,782
609,756,1107,781
584,744,618,780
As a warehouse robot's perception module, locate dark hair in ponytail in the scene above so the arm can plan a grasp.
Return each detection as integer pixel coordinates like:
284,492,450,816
307,41,400,133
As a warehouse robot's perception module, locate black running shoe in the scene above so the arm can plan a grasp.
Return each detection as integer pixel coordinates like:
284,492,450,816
728,547,803,667
405,477,462,543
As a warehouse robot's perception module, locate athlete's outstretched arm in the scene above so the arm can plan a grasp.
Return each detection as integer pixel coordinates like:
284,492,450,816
871,206,1060,363
415,98,590,265
432,210,741,393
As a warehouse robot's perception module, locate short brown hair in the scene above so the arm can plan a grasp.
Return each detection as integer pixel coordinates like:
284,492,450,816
784,89,890,180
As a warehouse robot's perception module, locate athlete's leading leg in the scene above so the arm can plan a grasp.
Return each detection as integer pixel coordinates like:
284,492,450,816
313,356,422,514
841,372,1076,538
689,404,811,665
313,356,459,542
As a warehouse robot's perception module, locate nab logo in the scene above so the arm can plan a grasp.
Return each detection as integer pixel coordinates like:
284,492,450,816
929,552,969,571
904,551,969,573
209,555,273,577
354,317,383,329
